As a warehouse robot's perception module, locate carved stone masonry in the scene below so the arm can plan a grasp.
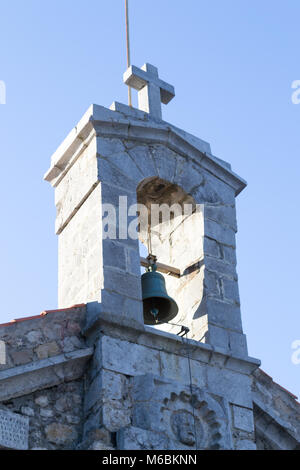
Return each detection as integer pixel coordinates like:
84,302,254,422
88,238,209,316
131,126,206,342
117,375,233,450
0,409,29,450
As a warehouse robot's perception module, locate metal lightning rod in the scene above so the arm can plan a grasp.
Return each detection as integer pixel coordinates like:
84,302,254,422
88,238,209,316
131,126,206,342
125,0,132,107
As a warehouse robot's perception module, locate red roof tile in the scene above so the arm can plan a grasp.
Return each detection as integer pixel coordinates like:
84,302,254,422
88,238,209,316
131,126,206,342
41,304,86,315
0,304,86,329
260,368,298,401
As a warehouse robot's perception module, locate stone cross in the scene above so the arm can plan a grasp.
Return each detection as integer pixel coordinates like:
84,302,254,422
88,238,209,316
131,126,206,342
123,63,175,120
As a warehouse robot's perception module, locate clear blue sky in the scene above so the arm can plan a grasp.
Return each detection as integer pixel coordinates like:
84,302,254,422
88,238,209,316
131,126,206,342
0,0,299,397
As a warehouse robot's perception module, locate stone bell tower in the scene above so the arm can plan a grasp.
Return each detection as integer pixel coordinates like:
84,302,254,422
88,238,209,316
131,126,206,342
44,63,261,450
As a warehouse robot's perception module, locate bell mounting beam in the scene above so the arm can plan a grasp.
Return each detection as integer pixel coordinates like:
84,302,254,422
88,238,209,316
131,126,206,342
140,257,181,278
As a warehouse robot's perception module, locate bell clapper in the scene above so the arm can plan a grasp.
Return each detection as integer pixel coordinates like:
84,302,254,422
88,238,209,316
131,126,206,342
150,307,159,323
147,255,160,322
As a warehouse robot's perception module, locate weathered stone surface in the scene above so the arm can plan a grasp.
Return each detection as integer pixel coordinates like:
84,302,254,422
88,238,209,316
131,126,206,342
205,218,236,247
93,290,143,326
97,157,137,192
55,396,73,413
61,336,84,353
191,181,220,204
89,440,115,450
102,405,131,432
204,271,220,295
207,366,253,408
235,439,256,450
0,341,6,366
127,144,157,177
205,256,238,280
229,331,248,356
43,323,64,341
222,245,237,265
91,369,133,432
97,137,125,158
206,325,229,351
66,415,81,425
101,370,127,401
126,247,142,276
116,374,234,450
11,349,33,366
204,204,237,231
101,336,160,377
252,369,300,449
204,298,243,332
57,184,102,308
26,330,43,344
35,342,61,360
40,408,54,418
232,405,254,432
117,426,169,450
0,409,29,450
102,150,144,183
204,237,221,258
222,278,240,304
160,351,207,388
160,351,190,385
85,302,144,337
103,269,142,300
0,348,92,402
151,145,177,182
35,395,49,408
1,379,84,450
45,423,77,445
21,406,35,417
200,172,236,205
54,141,98,234
102,240,126,271
83,372,102,415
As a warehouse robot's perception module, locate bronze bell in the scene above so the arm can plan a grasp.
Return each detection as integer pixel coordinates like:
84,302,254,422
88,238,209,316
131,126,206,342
141,262,178,325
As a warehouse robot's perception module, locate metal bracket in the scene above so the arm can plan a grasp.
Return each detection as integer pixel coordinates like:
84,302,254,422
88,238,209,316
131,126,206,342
177,326,190,337
140,256,180,278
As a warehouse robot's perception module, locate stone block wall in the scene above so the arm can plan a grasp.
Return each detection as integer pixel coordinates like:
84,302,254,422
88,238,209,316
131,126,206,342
0,305,298,450
83,320,260,450
2,380,84,450
58,184,102,307
0,305,87,373
91,134,246,355
45,103,248,357
38,102,292,451
0,303,259,450
252,369,300,450
0,306,92,450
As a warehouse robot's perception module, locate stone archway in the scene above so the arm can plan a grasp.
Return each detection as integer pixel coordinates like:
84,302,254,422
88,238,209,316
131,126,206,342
136,176,205,339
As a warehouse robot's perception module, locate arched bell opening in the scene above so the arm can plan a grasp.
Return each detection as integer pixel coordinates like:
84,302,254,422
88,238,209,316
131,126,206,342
136,176,205,339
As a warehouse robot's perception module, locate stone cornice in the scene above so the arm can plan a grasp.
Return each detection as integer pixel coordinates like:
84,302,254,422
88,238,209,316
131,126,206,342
44,103,247,196
253,398,300,449
0,348,93,402
253,396,299,441
84,312,260,377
